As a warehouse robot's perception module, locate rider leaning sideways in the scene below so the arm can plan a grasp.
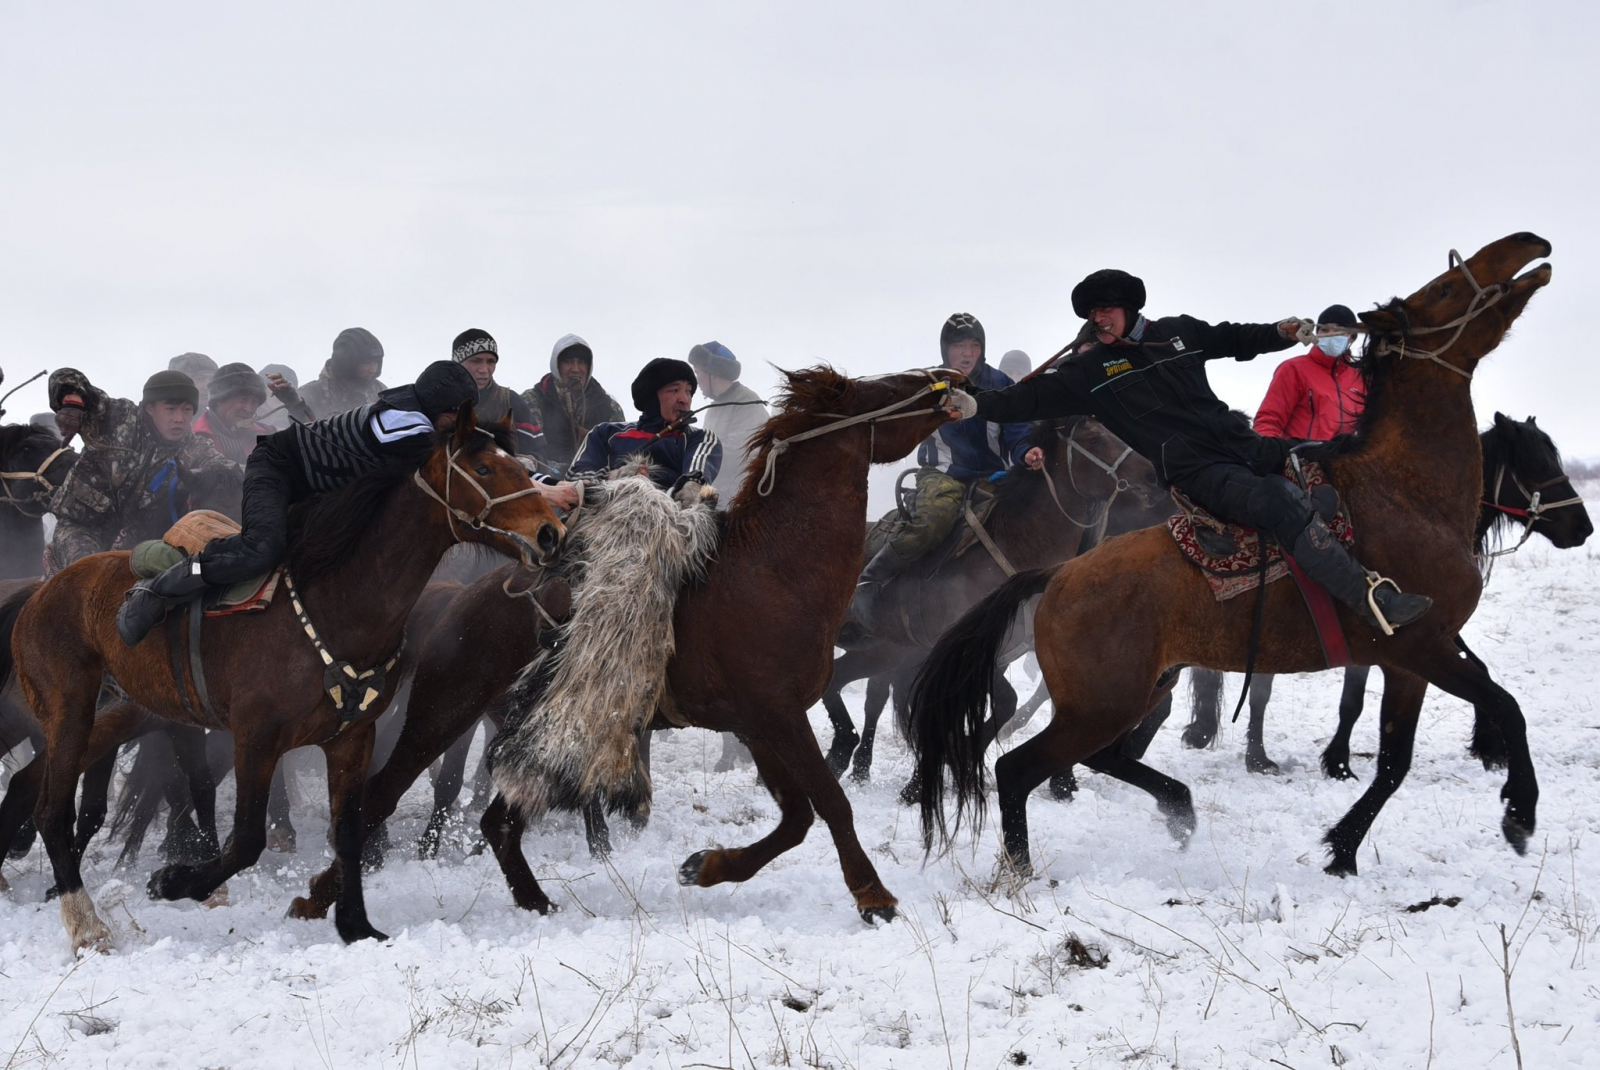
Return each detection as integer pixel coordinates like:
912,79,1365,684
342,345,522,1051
945,269,1431,630
114,361,575,646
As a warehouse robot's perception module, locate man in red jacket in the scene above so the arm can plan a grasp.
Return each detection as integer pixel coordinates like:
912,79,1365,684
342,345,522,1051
1254,304,1365,440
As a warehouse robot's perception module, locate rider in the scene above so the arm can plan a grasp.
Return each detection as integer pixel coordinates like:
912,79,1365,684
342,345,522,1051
522,334,627,472
1253,304,1365,439
568,357,721,491
945,269,1431,630
299,327,387,418
192,363,275,464
686,341,768,501
46,369,243,574
115,361,482,645
451,329,549,460
846,313,1036,634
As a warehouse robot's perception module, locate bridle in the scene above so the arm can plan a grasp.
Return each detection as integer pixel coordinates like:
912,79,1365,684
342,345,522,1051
1479,461,1586,569
411,428,560,567
0,444,72,517
1040,421,1137,529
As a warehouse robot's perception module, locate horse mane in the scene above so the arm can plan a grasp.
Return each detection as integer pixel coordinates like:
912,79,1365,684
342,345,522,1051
286,423,514,584
0,422,60,458
727,366,859,517
989,418,1082,508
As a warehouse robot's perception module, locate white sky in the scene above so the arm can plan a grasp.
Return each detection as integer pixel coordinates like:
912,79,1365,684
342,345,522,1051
2,1,1594,461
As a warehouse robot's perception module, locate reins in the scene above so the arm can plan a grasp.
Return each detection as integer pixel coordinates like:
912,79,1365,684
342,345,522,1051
1478,462,1586,579
0,444,71,513
411,428,555,568
754,373,953,496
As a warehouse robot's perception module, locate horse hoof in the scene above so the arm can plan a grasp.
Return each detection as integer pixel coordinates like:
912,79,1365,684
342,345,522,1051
1180,726,1215,751
848,767,872,786
147,864,197,901
266,827,297,854
516,896,559,915
1047,773,1077,802
287,895,331,921
202,883,230,909
1164,810,1197,846
338,922,390,945
1323,856,1358,878
896,783,920,808
860,904,897,925
1245,754,1281,776
1321,758,1357,781
1502,814,1533,855
678,850,712,886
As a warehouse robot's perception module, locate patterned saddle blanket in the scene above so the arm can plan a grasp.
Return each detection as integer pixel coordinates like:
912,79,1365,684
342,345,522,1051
1166,459,1355,601
128,509,282,616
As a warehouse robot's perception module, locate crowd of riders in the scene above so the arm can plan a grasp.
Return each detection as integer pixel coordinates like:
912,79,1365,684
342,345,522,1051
13,265,1438,641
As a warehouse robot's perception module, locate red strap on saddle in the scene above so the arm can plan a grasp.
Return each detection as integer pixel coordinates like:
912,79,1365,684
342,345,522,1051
1283,557,1353,669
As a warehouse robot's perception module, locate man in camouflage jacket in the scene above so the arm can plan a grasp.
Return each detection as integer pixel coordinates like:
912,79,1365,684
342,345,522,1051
45,368,244,574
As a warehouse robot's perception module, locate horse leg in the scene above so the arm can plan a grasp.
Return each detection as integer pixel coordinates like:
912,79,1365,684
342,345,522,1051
1322,666,1427,876
1181,668,1224,749
147,728,277,904
822,684,861,779
1244,673,1279,774
0,757,44,872
418,721,475,861
169,724,220,860
849,673,892,784
1079,748,1196,843
480,792,554,913
72,750,118,862
582,796,612,858
1321,664,1372,780
30,677,111,951
320,723,386,943
1457,639,1509,770
714,734,752,772
999,676,1052,743
1120,691,1174,762
265,760,296,853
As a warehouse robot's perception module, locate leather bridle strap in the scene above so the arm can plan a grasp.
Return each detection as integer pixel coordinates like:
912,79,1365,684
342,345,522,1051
412,430,554,566
0,445,71,510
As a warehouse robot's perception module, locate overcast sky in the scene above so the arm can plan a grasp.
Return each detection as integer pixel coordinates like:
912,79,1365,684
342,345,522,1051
2,1,1593,468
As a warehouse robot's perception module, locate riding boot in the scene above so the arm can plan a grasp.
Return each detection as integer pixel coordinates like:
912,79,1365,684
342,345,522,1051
1288,517,1433,631
846,546,912,636
116,556,212,647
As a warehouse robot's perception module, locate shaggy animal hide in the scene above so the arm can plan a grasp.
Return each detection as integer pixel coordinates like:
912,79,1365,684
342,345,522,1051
488,471,720,819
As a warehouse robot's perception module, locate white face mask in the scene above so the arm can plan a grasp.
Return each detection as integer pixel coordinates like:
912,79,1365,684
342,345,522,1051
1319,334,1351,358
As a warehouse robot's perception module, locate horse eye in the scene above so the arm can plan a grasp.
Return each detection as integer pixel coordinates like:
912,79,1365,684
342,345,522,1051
475,464,491,477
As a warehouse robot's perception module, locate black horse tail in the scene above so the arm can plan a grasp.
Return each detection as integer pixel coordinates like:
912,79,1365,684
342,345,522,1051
0,580,42,689
909,565,1059,854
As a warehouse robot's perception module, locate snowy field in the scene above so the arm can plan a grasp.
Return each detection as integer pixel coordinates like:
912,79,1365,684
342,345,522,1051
3,518,1598,1069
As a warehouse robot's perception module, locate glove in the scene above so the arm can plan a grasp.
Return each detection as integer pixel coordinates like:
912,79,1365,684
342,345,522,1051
943,388,978,420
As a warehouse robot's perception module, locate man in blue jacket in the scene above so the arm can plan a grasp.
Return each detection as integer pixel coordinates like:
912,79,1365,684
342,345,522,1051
847,313,1034,634
569,357,722,491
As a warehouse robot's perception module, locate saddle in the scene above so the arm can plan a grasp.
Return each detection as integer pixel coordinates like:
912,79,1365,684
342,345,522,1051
866,476,1000,569
1166,459,1355,602
128,509,283,617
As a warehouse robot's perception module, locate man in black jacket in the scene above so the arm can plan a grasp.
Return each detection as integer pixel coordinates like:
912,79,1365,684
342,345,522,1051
945,268,1431,631
115,361,482,645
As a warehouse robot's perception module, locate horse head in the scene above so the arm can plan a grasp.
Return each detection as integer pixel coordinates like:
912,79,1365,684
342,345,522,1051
1045,417,1162,509
1482,412,1592,550
415,402,565,567
0,422,77,519
1358,232,1552,378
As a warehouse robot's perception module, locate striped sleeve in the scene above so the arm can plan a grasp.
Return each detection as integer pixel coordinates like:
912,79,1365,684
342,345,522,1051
371,409,434,443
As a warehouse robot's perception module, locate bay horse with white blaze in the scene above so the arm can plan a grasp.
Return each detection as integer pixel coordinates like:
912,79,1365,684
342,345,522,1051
8,407,564,951
912,233,1555,878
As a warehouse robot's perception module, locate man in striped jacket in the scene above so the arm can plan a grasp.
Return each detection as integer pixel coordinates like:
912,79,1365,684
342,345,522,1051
115,361,484,645
569,358,721,491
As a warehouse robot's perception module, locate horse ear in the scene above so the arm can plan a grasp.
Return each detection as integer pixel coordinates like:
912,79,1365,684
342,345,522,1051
451,399,478,449
1493,411,1509,427
1358,307,1402,333
1527,415,1538,426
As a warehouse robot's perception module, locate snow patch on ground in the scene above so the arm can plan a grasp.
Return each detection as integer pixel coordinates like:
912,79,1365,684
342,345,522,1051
3,540,1599,1068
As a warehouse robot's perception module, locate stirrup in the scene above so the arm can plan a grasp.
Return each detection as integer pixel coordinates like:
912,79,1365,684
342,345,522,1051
1364,571,1402,637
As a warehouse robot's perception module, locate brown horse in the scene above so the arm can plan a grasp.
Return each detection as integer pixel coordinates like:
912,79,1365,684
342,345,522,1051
8,407,565,950
820,417,1162,783
912,233,1555,878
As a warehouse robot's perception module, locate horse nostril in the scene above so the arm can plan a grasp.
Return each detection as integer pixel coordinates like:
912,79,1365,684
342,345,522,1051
537,523,561,558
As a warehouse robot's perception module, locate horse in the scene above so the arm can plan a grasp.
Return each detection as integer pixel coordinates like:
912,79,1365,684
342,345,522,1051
819,417,1161,784
0,422,77,579
911,232,1556,879
1170,412,1592,777
7,406,565,951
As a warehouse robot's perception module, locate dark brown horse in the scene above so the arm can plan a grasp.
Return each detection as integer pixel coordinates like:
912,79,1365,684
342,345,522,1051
0,422,77,579
8,407,565,950
913,233,1556,878
820,417,1161,783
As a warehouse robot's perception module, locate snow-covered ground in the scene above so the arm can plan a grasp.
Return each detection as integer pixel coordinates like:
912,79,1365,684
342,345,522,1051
3,525,1598,1069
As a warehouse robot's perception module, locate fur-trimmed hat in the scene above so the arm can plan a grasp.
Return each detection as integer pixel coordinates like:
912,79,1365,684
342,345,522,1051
330,327,384,375
142,370,199,410
208,362,268,406
939,313,986,365
169,352,216,376
686,340,740,381
631,358,698,417
452,328,498,363
378,360,477,421
1070,269,1146,320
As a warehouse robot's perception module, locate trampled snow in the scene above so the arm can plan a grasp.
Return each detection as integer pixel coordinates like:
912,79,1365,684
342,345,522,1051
3,525,1598,1068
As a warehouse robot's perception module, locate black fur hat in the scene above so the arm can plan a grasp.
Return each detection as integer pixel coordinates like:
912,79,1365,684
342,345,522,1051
1070,269,1146,319
939,312,986,365
631,358,698,417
